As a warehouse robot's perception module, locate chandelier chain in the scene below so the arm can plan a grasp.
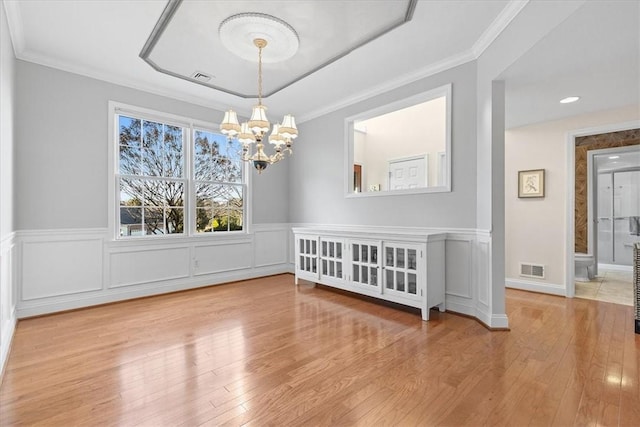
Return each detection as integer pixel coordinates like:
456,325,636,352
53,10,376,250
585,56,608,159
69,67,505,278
257,44,263,105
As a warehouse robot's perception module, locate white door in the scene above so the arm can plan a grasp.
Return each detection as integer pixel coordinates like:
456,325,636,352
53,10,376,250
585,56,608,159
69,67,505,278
388,156,426,190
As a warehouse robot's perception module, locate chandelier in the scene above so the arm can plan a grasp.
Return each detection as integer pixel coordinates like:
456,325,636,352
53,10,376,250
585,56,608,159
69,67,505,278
219,15,299,173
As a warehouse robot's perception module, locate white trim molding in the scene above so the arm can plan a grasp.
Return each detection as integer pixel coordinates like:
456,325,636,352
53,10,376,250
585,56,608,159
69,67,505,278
506,278,566,296
15,224,291,318
0,232,17,382
565,119,640,298
11,222,510,329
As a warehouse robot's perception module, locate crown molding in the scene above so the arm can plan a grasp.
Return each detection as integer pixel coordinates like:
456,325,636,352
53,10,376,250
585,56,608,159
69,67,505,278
472,0,530,58
5,0,529,125
297,50,476,123
14,49,234,115
298,0,530,124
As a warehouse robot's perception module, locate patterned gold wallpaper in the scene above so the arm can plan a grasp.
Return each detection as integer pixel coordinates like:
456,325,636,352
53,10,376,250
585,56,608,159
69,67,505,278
575,129,640,253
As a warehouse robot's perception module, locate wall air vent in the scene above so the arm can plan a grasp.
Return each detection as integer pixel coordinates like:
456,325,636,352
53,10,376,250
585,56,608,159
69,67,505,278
191,71,212,82
519,262,545,279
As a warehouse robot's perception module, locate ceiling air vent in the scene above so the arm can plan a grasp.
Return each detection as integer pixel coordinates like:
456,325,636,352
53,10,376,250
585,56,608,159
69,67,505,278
519,262,545,279
191,71,212,82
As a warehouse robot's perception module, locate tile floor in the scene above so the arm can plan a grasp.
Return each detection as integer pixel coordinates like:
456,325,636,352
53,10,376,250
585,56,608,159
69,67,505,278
575,268,634,306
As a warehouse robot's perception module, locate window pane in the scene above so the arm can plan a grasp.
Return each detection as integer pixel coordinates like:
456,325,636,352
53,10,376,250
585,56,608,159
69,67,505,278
163,125,183,178
141,121,163,177
228,209,243,231
143,121,162,150
195,183,211,208
143,179,165,207
211,185,243,210
164,181,184,207
120,178,142,207
165,208,184,234
194,129,242,183
144,207,164,235
194,131,214,181
120,207,142,237
119,145,141,175
195,208,214,233
119,116,141,146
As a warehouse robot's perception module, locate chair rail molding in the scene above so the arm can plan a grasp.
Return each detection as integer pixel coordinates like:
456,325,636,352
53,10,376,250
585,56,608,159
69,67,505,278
14,224,291,318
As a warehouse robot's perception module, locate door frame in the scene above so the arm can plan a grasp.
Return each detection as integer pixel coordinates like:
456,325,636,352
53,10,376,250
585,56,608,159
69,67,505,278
565,120,640,298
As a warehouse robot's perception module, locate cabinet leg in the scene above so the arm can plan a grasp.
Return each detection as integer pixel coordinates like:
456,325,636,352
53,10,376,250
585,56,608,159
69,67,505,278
437,302,446,313
421,308,430,321
295,276,299,285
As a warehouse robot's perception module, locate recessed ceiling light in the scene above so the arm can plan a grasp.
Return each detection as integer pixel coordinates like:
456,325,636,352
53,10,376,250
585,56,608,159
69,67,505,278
560,96,580,104
608,155,620,159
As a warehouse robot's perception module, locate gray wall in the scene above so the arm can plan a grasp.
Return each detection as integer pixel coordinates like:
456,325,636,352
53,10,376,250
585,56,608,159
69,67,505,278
289,61,477,228
1,0,17,380
1,1,15,237
15,61,289,230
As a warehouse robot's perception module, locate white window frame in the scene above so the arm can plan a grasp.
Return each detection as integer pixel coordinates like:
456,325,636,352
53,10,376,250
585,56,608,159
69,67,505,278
108,101,251,241
344,83,452,198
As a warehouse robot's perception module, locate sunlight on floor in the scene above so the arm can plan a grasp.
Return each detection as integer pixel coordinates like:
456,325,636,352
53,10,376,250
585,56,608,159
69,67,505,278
575,269,633,306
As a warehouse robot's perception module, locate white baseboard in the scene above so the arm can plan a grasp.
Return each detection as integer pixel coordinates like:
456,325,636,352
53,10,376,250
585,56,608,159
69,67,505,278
0,309,16,384
506,278,566,296
598,263,633,273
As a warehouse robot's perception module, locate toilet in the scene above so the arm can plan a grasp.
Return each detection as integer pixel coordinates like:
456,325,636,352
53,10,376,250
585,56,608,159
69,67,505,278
575,253,595,281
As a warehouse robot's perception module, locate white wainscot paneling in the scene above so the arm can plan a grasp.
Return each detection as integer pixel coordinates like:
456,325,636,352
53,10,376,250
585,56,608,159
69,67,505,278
476,239,491,308
110,246,190,288
1,235,17,377
445,239,472,298
254,229,287,267
194,242,252,276
22,237,103,300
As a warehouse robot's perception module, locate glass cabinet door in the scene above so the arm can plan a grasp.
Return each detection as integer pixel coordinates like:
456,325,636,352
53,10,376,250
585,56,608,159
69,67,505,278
383,243,421,299
351,240,381,289
319,238,344,281
298,236,318,275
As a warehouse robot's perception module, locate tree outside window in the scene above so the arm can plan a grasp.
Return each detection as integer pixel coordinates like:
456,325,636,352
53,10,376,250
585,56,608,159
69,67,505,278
117,114,244,237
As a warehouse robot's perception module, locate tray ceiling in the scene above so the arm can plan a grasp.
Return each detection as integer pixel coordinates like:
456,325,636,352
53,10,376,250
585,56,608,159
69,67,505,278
141,0,416,98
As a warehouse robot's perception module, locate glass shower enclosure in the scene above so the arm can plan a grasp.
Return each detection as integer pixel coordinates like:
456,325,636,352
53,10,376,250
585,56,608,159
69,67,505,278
597,168,640,266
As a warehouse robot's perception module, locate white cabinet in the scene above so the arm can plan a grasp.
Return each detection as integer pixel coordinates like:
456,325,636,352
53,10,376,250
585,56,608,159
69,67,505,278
351,240,381,291
296,234,318,282
383,242,422,302
293,228,446,321
319,237,345,285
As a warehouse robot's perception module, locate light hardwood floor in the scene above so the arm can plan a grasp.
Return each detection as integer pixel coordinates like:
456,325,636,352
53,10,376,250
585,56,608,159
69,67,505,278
1,274,638,426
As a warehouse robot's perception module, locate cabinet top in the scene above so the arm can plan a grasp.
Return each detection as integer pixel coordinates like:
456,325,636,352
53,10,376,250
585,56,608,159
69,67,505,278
292,226,447,242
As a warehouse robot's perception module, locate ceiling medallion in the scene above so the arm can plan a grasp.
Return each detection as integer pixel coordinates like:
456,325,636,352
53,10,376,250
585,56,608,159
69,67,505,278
219,14,299,173
219,13,299,63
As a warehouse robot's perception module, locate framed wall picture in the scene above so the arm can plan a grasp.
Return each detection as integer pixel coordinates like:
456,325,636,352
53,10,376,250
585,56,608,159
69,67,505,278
518,169,545,198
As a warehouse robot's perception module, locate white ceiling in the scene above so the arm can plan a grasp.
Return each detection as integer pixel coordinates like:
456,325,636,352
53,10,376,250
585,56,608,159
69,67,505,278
3,0,639,128
502,0,640,129
144,0,415,98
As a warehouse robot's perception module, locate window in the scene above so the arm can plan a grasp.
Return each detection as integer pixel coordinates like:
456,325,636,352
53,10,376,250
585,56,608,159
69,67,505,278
113,103,245,239
193,129,243,233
